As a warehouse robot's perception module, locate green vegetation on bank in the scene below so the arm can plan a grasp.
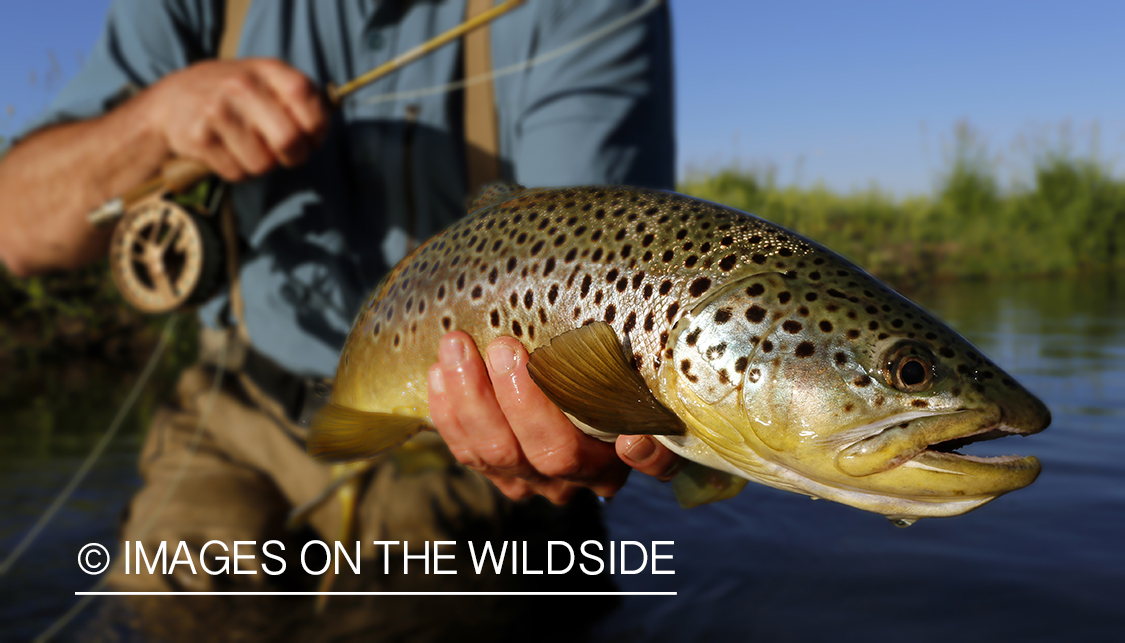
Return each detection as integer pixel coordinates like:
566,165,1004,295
679,130,1125,286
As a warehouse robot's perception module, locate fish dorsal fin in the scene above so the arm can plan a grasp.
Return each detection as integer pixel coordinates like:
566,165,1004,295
308,403,424,462
466,181,527,212
527,322,686,436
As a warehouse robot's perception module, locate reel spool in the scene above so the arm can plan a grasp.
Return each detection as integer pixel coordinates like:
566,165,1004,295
109,197,223,314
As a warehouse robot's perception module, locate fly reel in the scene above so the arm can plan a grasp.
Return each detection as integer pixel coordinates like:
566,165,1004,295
108,197,224,314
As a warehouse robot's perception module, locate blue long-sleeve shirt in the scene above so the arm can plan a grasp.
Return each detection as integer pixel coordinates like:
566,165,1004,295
28,0,674,376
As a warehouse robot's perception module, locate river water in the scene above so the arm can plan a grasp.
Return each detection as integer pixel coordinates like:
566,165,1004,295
2,272,1122,641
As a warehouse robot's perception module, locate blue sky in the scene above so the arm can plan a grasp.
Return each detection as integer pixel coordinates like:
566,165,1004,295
3,0,1123,195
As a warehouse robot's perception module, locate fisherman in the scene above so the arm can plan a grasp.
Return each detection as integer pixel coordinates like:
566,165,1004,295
0,0,680,636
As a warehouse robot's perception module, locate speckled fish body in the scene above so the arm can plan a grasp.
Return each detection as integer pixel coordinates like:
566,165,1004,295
313,184,1050,521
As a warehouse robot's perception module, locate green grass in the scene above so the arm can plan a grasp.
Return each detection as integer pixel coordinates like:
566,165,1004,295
679,131,1125,286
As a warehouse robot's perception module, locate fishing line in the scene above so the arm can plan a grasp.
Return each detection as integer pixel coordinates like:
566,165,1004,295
34,333,230,643
0,314,179,577
359,0,664,106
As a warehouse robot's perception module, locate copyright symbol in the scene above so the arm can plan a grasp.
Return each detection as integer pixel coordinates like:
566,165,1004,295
78,543,110,575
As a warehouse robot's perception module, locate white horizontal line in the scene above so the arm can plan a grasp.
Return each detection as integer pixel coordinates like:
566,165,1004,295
76,591,676,596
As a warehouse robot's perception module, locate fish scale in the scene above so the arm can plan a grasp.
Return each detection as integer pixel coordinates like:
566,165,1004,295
314,183,1051,521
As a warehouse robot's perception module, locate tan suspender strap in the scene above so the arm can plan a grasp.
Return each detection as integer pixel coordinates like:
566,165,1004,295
218,0,253,344
219,0,253,60
464,0,502,195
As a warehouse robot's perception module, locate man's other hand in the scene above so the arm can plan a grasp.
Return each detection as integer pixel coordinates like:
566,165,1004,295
427,332,684,504
144,58,329,181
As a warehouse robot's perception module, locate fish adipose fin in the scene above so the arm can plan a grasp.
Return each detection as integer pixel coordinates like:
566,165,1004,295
466,181,527,212
308,404,423,462
527,322,687,437
671,461,750,508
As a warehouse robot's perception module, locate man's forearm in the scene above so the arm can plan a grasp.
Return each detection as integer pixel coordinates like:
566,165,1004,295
0,92,169,277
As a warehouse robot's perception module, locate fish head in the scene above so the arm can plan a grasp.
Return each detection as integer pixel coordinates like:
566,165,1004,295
665,266,1050,519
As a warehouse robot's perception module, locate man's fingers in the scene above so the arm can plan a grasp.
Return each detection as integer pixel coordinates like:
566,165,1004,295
617,435,684,482
253,58,330,140
435,333,536,478
209,99,275,176
231,77,310,167
485,337,630,498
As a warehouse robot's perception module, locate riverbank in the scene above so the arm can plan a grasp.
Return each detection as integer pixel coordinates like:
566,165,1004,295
679,153,1125,287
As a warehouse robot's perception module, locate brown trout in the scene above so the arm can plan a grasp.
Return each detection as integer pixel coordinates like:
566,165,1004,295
309,184,1050,521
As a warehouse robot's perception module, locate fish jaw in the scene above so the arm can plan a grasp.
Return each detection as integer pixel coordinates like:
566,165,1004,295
831,406,1043,504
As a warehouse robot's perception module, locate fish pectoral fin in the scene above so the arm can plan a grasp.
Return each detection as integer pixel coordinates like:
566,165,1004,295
671,461,750,508
307,403,423,462
527,321,687,437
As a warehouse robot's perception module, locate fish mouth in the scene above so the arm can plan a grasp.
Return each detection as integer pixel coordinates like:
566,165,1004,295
905,421,1041,476
835,408,1043,499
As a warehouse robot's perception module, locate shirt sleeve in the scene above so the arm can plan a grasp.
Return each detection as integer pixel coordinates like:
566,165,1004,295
17,0,221,138
503,0,675,191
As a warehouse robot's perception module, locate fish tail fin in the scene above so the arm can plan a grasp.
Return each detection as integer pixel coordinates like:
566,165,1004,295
307,403,424,462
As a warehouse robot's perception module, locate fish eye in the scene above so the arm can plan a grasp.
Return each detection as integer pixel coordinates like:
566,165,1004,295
883,341,935,393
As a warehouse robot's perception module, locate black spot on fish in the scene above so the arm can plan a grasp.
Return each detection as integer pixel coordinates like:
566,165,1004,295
847,329,860,339
746,284,765,297
719,254,737,271
778,292,791,304
548,284,559,305
659,280,673,296
512,320,523,337
643,284,654,299
490,310,500,327
565,249,578,262
457,273,466,291
581,274,592,298
685,255,699,268
680,359,698,383
735,357,749,373
746,305,767,323
714,308,732,324
707,343,727,360
488,267,499,285
524,290,534,309
662,250,675,263
623,312,636,334
605,304,617,323
442,317,451,331
685,328,701,347
794,342,815,357
854,375,871,387
644,312,655,332
835,352,847,365
762,340,774,353
689,277,711,298
782,320,803,334
666,302,680,322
